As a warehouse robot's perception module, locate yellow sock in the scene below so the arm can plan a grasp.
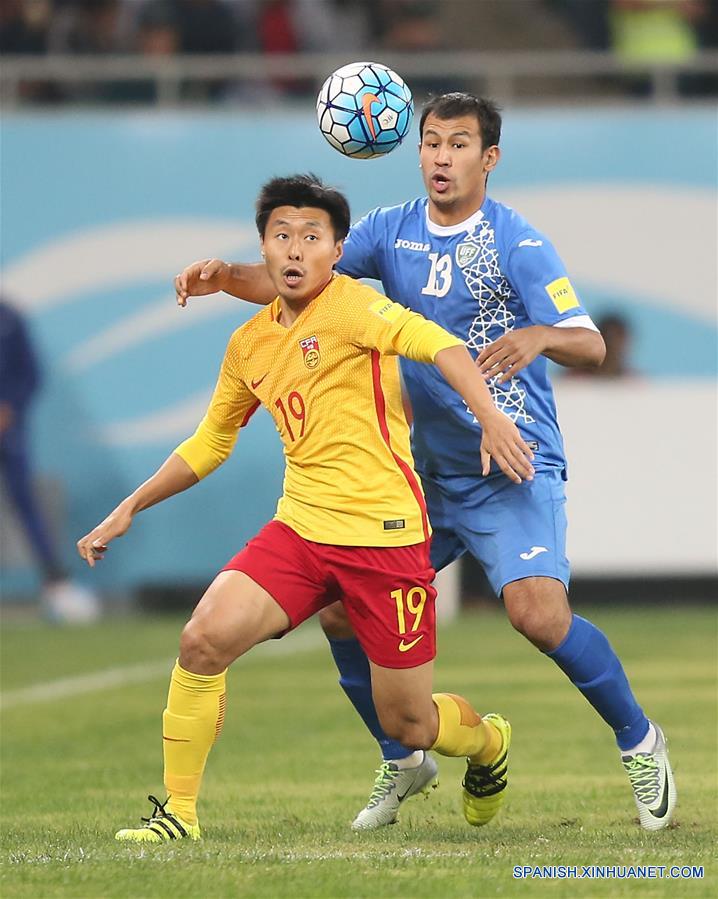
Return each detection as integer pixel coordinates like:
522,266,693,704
162,661,227,826
430,692,502,764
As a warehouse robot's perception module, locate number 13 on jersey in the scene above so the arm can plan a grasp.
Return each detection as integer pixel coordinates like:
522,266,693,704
421,253,452,298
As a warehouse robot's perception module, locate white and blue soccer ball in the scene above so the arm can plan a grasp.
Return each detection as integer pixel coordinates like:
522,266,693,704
316,61,414,159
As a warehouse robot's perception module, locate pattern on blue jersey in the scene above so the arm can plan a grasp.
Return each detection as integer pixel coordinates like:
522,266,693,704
457,217,535,425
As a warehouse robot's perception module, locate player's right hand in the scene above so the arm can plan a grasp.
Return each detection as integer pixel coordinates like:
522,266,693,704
479,411,535,484
175,258,231,307
76,503,134,568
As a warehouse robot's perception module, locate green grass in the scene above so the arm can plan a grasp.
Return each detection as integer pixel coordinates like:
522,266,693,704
1,605,716,898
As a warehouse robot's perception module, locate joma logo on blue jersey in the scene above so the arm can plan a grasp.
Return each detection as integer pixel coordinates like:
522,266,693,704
394,238,430,252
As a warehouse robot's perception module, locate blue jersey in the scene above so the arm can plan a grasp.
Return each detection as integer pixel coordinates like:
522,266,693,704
337,195,594,478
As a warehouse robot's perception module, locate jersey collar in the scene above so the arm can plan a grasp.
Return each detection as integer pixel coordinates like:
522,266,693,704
425,200,486,237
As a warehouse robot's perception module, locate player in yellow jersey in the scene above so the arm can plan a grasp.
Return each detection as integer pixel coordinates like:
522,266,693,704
77,174,535,843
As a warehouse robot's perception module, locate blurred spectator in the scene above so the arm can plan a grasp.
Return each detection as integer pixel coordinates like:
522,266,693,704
48,0,131,54
136,0,181,56
568,312,637,379
173,0,236,53
121,0,181,101
692,0,718,91
257,0,298,53
135,0,238,101
292,0,373,52
257,0,311,96
47,0,136,101
610,0,705,61
255,0,376,97
173,0,239,99
221,0,376,101
0,300,100,623
380,0,449,98
609,0,708,94
0,0,62,102
0,0,51,53
700,0,718,45
380,0,441,50
549,0,612,49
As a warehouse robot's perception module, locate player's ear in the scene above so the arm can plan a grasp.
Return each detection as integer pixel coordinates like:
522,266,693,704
483,145,500,173
334,239,344,263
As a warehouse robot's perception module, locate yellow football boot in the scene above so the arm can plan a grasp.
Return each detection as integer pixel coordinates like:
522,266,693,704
115,795,201,843
462,713,511,826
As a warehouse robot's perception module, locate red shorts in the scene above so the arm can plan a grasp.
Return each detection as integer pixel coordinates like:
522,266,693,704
222,520,437,669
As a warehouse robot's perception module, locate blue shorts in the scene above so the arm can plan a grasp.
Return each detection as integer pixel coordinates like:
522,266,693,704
422,468,570,597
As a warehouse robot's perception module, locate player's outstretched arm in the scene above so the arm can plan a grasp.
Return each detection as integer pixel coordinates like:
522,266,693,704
477,325,606,383
175,259,275,308
76,453,198,567
434,345,535,484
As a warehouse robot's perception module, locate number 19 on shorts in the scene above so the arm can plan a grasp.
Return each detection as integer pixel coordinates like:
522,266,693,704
392,586,427,652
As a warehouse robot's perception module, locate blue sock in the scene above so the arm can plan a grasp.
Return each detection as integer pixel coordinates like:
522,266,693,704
327,637,411,761
547,615,649,751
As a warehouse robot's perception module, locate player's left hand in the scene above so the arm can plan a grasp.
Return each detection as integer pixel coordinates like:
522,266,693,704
77,502,134,568
479,411,534,484
477,326,550,384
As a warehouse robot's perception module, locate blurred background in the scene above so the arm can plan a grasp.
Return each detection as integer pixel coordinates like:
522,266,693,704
1,0,716,622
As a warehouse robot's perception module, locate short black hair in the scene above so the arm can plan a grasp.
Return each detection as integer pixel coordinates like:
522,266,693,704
420,93,502,149
255,173,350,241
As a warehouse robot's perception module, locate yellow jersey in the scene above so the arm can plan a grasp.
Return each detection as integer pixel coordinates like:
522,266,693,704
175,274,463,547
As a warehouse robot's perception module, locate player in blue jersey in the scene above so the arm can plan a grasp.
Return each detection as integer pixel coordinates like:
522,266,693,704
175,93,676,833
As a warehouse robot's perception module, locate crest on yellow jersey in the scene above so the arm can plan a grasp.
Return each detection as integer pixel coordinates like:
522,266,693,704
299,334,320,369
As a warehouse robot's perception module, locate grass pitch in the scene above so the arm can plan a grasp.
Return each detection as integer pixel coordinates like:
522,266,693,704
1,604,716,898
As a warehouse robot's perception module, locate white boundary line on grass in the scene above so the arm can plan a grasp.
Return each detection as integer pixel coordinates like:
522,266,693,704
243,848,477,861
9,848,476,865
0,628,324,711
0,658,176,710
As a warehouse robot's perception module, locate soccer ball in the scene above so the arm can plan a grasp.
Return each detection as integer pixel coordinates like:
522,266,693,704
316,61,414,159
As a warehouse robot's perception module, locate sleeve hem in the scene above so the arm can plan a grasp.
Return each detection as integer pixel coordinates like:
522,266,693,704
553,314,599,332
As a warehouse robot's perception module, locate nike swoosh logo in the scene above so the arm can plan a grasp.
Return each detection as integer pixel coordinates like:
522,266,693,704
362,92,379,140
648,770,670,818
519,546,549,560
518,238,543,248
163,736,190,742
251,374,268,390
398,635,424,652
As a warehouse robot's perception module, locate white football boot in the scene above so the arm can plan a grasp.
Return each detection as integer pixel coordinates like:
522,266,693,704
351,752,439,830
621,721,676,831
